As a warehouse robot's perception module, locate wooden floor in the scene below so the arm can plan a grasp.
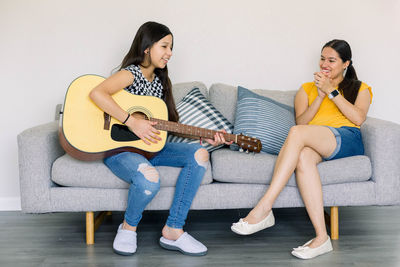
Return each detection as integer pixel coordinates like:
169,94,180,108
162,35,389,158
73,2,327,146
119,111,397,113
1,206,399,267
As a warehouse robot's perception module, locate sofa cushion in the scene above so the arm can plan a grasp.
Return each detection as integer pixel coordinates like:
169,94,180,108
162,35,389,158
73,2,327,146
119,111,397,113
211,148,372,186
167,87,234,152
231,86,295,155
51,154,213,188
208,83,297,124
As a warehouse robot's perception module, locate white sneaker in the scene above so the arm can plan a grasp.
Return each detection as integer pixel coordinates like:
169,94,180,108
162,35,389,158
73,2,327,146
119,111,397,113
231,210,275,235
291,237,333,259
113,224,137,256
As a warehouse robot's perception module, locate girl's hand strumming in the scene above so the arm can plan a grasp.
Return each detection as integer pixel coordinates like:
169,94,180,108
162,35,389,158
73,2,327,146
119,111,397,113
126,117,161,145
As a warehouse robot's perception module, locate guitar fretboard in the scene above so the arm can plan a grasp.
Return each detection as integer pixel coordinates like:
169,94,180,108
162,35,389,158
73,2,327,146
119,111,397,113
151,118,236,142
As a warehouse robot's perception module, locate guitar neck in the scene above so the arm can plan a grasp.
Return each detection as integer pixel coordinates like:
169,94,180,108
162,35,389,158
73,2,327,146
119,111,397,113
151,118,237,143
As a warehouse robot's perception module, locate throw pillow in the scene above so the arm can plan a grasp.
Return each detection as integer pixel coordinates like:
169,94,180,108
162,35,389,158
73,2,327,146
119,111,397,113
231,86,295,155
167,87,234,152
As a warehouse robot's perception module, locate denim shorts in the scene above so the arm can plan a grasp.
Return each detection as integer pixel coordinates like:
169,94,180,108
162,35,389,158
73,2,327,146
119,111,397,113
324,126,364,160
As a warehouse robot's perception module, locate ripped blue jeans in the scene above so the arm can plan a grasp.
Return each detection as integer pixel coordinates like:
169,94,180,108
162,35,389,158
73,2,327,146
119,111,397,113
104,142,207,229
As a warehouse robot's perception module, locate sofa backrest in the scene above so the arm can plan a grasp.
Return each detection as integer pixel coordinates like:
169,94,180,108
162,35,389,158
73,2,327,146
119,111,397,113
171,81,208,104
208,83,297,124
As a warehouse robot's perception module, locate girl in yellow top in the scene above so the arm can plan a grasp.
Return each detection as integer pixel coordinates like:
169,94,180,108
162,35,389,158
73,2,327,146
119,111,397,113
231,39,372,259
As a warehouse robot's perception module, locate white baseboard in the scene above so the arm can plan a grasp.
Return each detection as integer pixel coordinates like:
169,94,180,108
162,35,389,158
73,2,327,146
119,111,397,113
0,197,21,211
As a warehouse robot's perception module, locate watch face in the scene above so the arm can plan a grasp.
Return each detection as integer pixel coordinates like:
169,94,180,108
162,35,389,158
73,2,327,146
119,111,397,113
328,90,339,99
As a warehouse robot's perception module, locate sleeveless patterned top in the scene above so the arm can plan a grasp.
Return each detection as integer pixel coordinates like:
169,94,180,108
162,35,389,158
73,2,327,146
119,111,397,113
123,64,163,98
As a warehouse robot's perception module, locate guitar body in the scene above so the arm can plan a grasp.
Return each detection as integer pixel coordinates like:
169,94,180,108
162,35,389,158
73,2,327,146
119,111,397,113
60,74,168,161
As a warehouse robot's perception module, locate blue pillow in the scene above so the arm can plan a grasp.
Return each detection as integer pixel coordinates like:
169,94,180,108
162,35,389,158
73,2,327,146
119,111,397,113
231,86,295,155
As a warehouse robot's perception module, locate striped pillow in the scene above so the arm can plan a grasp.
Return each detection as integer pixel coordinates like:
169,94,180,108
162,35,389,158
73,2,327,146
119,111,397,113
231,86,295,155
167,87,234,152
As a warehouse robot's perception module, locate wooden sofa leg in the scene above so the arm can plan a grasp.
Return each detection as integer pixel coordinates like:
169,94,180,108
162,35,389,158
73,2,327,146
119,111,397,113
86,211,112,245
330,206,339,240
86,212,94,245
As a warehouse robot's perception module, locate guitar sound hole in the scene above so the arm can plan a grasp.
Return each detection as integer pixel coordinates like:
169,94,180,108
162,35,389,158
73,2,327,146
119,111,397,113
111,124,140,142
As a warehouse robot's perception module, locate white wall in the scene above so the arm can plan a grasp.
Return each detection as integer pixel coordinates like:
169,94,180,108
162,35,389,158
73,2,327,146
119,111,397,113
1,0,399,210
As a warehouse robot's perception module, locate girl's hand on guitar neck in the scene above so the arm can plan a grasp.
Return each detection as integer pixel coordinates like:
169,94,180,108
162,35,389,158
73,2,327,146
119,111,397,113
204,130,233,147
126,117,161,145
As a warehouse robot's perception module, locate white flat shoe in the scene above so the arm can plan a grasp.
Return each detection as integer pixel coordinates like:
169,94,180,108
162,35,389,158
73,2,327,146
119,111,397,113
113,224,137,256
159,232,207,256
231,210,275,235
291,237,333,259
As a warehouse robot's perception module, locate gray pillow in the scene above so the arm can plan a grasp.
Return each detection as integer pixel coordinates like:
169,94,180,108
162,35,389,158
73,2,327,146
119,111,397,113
167,87,234,152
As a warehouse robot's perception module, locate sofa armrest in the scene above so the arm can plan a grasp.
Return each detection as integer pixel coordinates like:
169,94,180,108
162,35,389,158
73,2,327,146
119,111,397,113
361,117,400,205
17,121,65,213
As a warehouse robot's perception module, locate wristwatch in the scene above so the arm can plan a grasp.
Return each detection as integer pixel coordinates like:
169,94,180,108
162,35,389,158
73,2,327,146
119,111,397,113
328,89,339,99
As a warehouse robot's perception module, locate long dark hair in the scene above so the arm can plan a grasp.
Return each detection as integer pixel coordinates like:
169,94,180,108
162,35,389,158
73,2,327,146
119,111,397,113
119,21,179,122
323,39,361,104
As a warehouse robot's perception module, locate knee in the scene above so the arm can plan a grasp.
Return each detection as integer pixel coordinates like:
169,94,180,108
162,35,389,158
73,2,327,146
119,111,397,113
286,125,310,148
194,148,209,169
137,163,160,184
296,147,316,172
135,164,160,196
287,125,303,139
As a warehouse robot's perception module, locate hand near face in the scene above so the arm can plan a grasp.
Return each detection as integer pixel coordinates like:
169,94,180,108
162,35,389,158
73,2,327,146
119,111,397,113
314,71,334,95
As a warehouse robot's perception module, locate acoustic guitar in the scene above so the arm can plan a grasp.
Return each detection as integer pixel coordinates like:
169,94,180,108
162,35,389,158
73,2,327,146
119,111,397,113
59,74,262,161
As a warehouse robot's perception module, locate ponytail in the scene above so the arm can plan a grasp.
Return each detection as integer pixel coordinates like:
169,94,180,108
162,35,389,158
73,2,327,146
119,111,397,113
323,40,361,104
338,61,361,104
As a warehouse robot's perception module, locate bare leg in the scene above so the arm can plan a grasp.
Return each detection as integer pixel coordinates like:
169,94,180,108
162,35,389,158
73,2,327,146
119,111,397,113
161,226,184,240
122,220,137,231
121,221,191,240
295,147,328,248
244,125,336,224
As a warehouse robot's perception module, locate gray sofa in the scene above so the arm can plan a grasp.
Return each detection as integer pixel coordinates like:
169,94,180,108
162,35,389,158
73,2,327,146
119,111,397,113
17,82,400,244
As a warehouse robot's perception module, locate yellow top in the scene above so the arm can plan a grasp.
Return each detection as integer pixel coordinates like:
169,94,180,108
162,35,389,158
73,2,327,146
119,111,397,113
302,82,373,128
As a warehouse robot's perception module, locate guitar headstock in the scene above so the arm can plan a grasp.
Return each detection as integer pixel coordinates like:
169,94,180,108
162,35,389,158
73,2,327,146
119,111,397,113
236,134,262,153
